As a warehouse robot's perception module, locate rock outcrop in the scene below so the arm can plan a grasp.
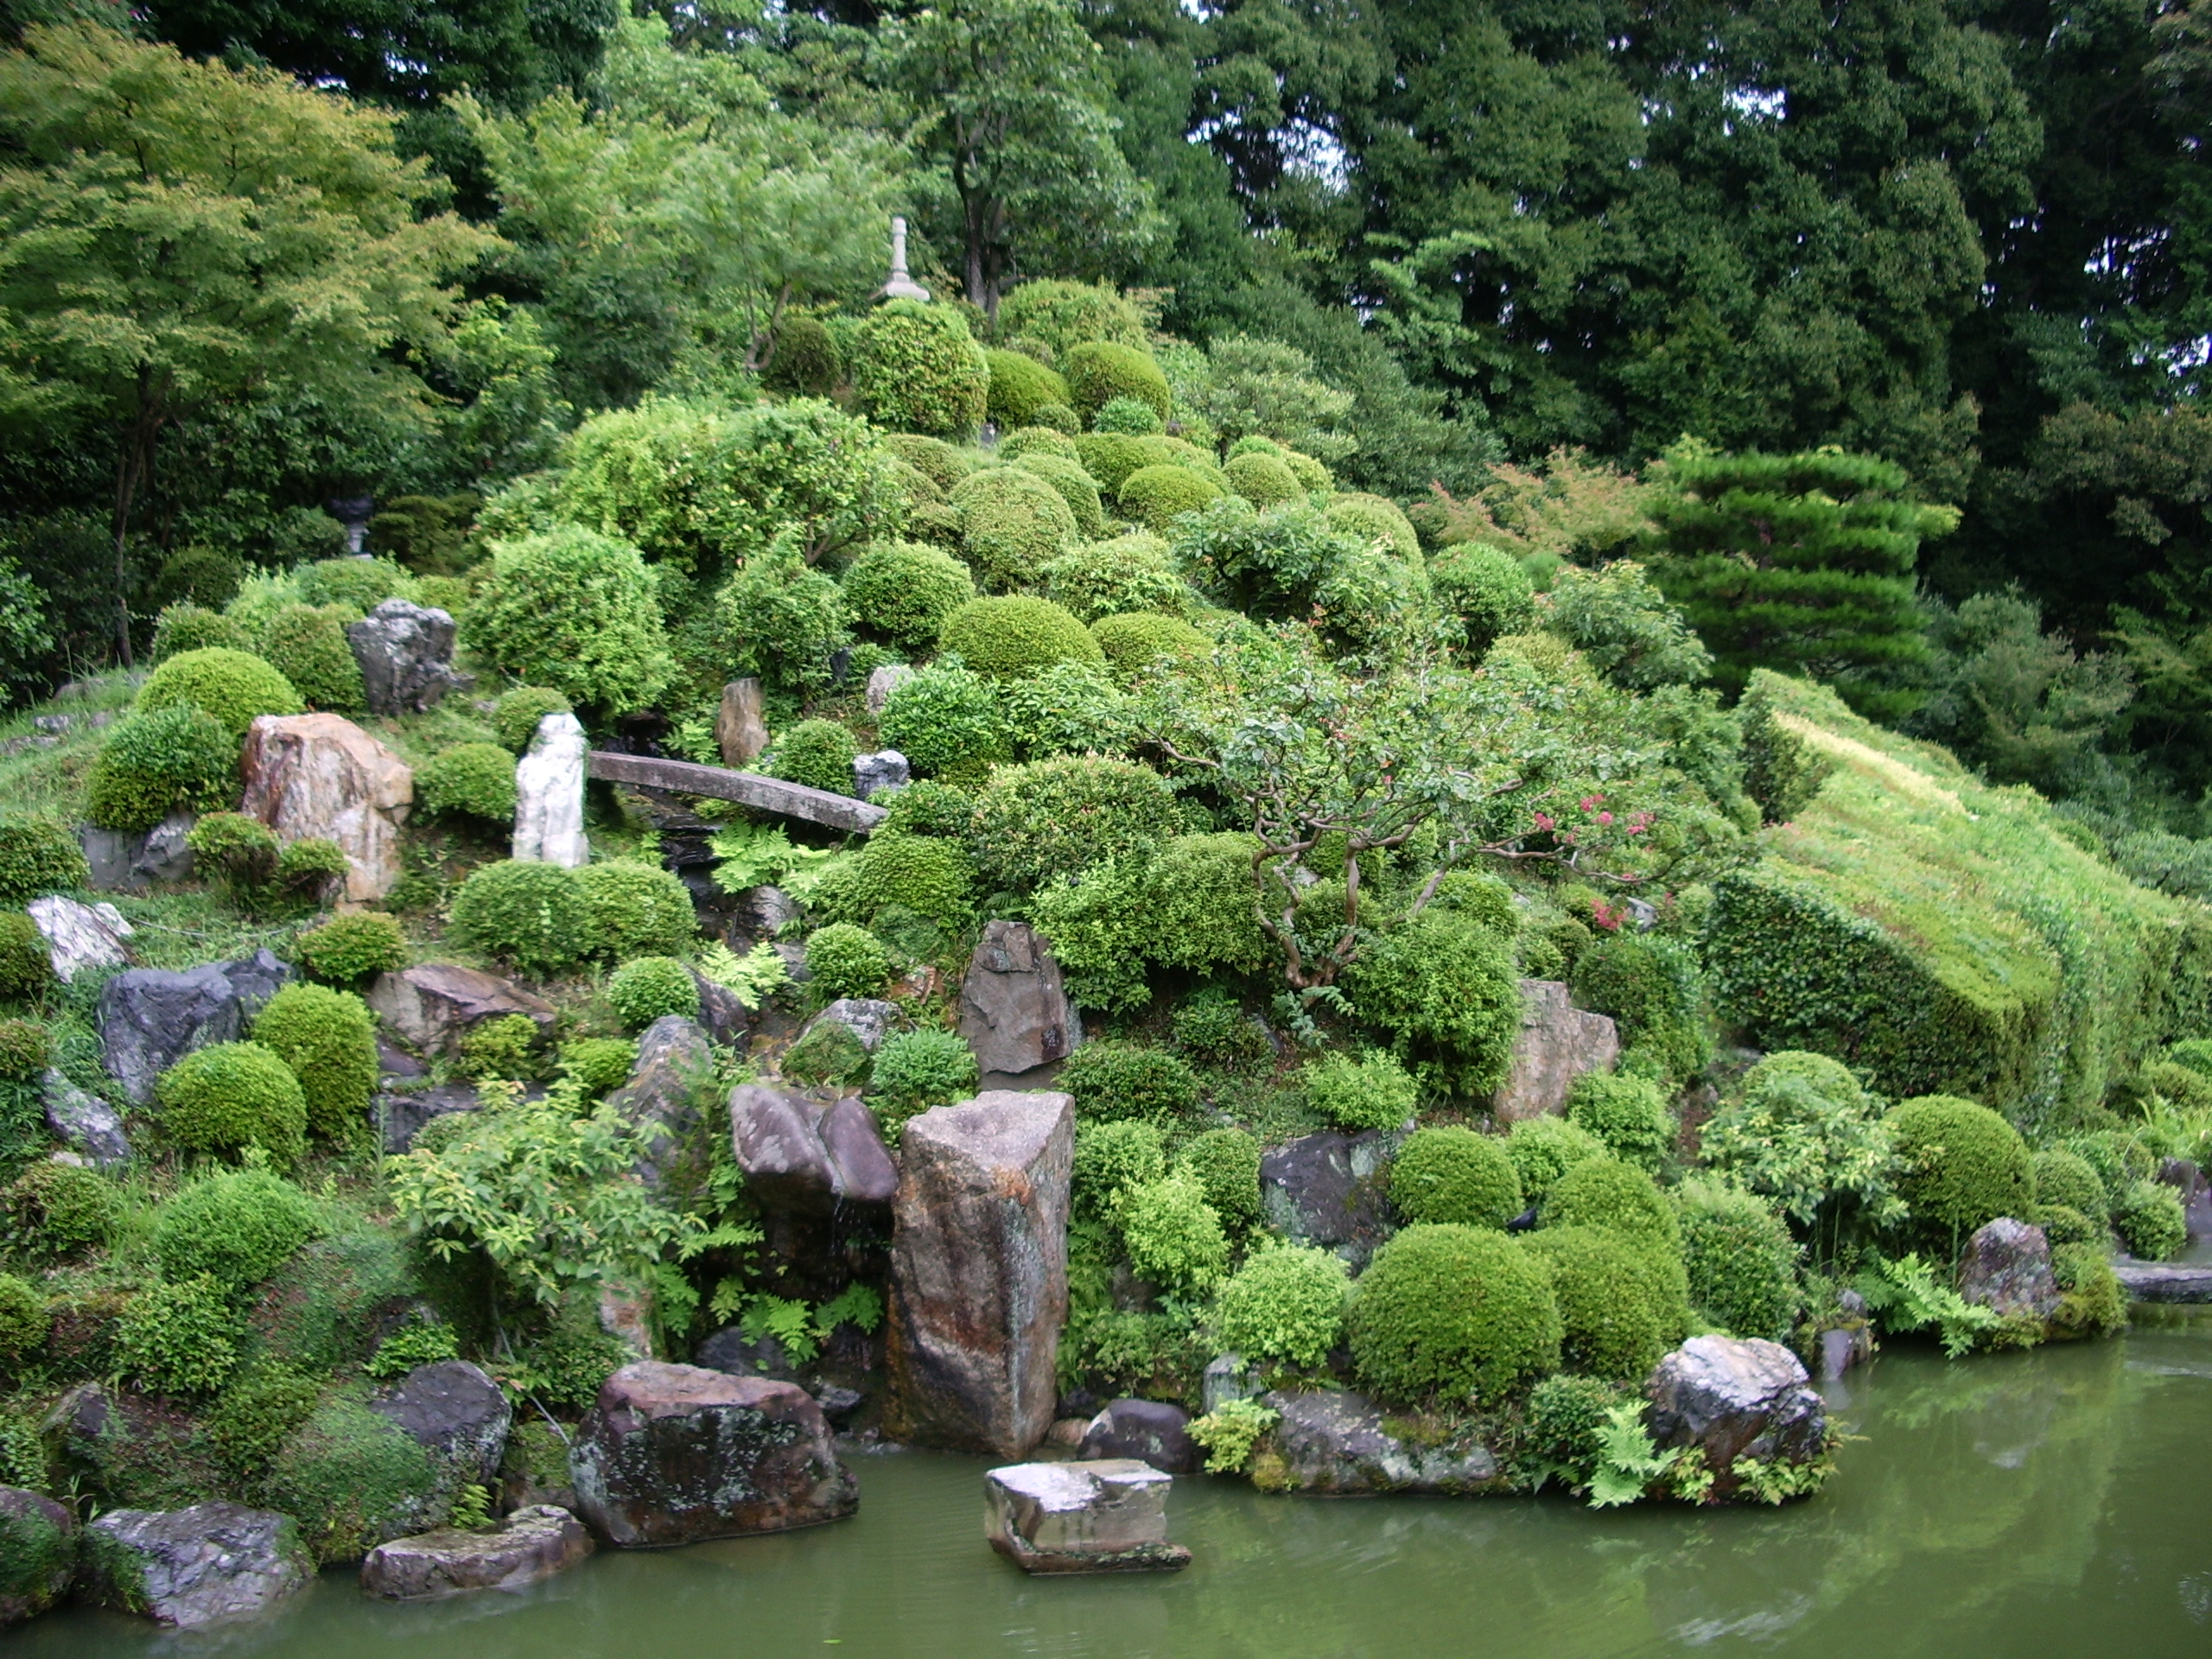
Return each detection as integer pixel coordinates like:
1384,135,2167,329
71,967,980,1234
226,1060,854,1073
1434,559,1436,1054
957,922,1081,1074
346,599,465,715
864,664,912,715
377,1082,486,1153
852,750,910,798
0,1486,74,1626
984,1460,1189,1574
607,1016,715,1192
729,1084,899,1218
365,963,556,1057
1490,979,1620,1122
1256,1390,1503,1494
79,810,194,893
42,1070,130,1167
1077,1399,1197,1474
1644,1336,1828,1500
79,1503,313,1629
238,713,413,901
29,896,133,982
1258,1128,1402,1269
368,1361,513,1514
99,949,295,1105
359,1505,592,1601
804,997,901,1054
887,1090,1075,1456
1956,1217,2063,1324
716,677,770,766
512,711,588,868
568,1363,859,1548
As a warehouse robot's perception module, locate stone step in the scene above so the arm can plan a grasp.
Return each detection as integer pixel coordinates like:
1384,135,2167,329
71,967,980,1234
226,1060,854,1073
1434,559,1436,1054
2114,1262,2212,1303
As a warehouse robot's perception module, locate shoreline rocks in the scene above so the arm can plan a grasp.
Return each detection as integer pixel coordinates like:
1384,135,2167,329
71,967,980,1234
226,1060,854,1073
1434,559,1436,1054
0,1487,74,1626
1256,1390,1503,1495
1956,1217,2062,1324
359,1505,592,1600
79,1503,312,1629
1644,1336,1828,1501
984,1460,1189,1574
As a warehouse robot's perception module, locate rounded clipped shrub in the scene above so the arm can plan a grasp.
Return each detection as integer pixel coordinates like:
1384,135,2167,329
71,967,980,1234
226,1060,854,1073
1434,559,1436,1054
0,1271,48,1363
1349,1224,1561,1403
1566,1072,1675,1173
999,425,1081,464
457,1013,541,1082
2115,1178,2188,1261
252,983,378,1144
152,543,246,610
759,717,860,798
580,859,697,960
155,1041,308,1166
2032,1147,2108,1220
1119,1171,1229,1294
970,754,1181,890
607,956,701,1031
1224,451,1302,510
416,742,518,823
854,300,989,437
296,556,413,613
868,1027,978,1115
878,661,1008,779
0,912,53,998
843,541,976,650
1176,1126,1262,1230
559,1036,639,1096
997,279,1147,361
1391,1125,1523,1228
1060,1040,1200,1124
1031,402,1081,435
885,433,976,495
257,604,366,712
151,601,252,663
154,1167,321,1295
950,467,1078,591
137,646,304,735
848,833,974,927
1014,454,1108,539
763,315,843,397
493,686,572,754
1887,1095,2033,1239
291,912,406,984
874,779,975,841
1302,1048,1421,1131
1433,544,1536,655
804,923,891,999
1343,909,1522,1096
1118,465,1224,535
1042,531,1186,623
449,859,594,975
1542,1157,1681,1252
1091,612,1209,684
1213,1243,1348,1368
466,527,671,715
1072,1118,1166,1213
937,594,1103,682
1674,1178,1798,1341
1521,1224,1671,1381
0,1018,47,1082
1072,433,1154,494
985,347,1071,429
1092,395,1165,435
1065,340,1173,424
2,1160,118,1260
1324,493,1421,562
87,704,239,833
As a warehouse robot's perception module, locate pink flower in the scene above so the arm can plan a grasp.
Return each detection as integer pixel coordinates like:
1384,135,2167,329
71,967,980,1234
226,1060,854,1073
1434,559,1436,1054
1598,811,1613,826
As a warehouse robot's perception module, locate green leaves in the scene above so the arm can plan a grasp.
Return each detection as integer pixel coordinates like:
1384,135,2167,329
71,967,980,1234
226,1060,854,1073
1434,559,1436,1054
1585,1400,1680,1509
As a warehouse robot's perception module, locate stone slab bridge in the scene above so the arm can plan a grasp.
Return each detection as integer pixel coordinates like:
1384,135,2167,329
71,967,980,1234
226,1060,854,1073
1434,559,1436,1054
586,752,887,836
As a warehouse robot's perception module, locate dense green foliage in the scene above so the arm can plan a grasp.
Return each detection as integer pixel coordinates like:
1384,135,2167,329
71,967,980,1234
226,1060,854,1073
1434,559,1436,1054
1213,1244,1347,1368
252,986,378,1145
607,957,701,1031
450,860,594,974
291,912,406,984
467,528,671,714
1390,1126,1522,1228
1349,1224,1560,1404
1565,1074,1675,1173
580,860,697,960
1674,1179,1799,1343
1521,1225,1671,1382
137,649,304,735
760,719,859,796
416,743,518,823
154,1169,321,1296
155,1042,308,1166
1887,1096,2035,1242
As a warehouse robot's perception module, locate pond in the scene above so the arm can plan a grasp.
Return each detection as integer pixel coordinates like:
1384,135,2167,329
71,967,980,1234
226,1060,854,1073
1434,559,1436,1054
21,1316,2212,1659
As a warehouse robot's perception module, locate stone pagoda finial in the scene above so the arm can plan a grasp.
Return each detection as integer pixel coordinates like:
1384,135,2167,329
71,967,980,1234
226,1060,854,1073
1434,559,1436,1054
878,215,931,302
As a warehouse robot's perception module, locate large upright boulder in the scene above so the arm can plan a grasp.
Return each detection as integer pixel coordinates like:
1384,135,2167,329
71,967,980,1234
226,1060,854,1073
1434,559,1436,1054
365,963,555,1058
99,950,295,1105
729,1084,899,1219
1259,1128,1401,1269
607,1016,715,1192
1644,1336,1828,1501
79,1503,312,1629
1491,979,1620,1122
716,678,770,766
568,1363,858,1548
238,713,413,902
346,599,465,715
0,1486,75,1626
1956,1217,2062,1323
512,712,588,868
887,1090,1075,1456
958,922,1082,1074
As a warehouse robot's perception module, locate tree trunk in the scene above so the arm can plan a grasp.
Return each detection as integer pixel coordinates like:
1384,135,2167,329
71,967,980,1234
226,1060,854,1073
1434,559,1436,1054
108,370,168,671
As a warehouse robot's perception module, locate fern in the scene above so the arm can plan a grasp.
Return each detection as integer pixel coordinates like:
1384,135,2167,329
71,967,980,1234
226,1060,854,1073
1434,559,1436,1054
816,1282,884,1337
696,939,791,1009
1586,1401,1679,1509
741,1294,823,1364
1854,1252,1998,1357
708,823,847,898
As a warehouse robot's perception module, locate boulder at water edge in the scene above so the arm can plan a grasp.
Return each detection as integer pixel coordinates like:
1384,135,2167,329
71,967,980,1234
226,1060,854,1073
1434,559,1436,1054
512,711,588,867
984,1460,1189,1574
1490,979,1620,1122
365,962,555,1057
0,1486,75,1626
347,599,466,716
1259,1128,1402,1270
569,1363,859,1548
99,949,295,1105
1956,1217,2063,1324
359,1505,594,1601
1077,1399,1198,1474
1644,1336,1828,1500
1256,1390,1503,1495
957,923,1082,1074
238,712,413,901
80,1503,313,1629
887,1090,1075,1457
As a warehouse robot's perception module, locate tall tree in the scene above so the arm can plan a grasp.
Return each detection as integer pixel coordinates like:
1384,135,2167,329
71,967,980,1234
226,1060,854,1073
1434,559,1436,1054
0,23,487,662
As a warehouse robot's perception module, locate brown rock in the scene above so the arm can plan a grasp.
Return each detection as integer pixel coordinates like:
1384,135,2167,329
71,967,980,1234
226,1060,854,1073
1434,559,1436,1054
1955,1217,2062,1323
238,713,413,902
716,678,770,766
359,1505,592,1600
887,1090,1074,1456
730,1084,899,1218
365,963,556,1057
568,1363,859,1548
958,922,1082,1074
1490,979,1620,1123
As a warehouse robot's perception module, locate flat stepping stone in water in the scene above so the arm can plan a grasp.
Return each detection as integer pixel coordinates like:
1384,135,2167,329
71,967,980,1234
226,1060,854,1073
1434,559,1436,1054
360,1505,594,1600
984,1459,1190,1575
2114,1261,2212,1302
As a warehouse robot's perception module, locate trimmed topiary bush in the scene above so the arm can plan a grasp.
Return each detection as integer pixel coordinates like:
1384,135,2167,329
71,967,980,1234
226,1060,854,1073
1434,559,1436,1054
2032,1147,2108,1220
1064,340,1173,424
714,542,852,695
2114,1178,2188,1261
415,742,518,824
1118,465,1224,535
559,1036,639,1096
493,686,572,754
763,315,843,397
1090,612,1210,685
1060,1041,1200,1124
884,434,975,495
86,705,239,832
997,280,1147,361
985,348,1071,429
1344,909,1522,1096
1176,1126,1262,1230
114,1274,238,1395
846,833,974,928
843,541,976,650
937,594,1103,682
449,859,594,975
1043,531,1186,623
0,817,90,906
257,604,366,712
1391,1125,1523,1227
1542,1157,1681,1251
0,912,52,999
1071,433,1154,494
1000,425,1081,464
580,859,697,960
155,1041,308,1166
1092,395,1164,435
607,956,702,1032
1887,1095,2034,1241
1224,451,1302,510
878,660,1008,779
854,300,989,437
1014,454,1108,539
291,912,407,985
154,1168,321,1295
970,753,1180,890
1324,493,1421,562
1566,1072,1675,1173
1350,1224,1562,1403
1119,1171,1229,1294
804,923,891,999
1072,1118,1166,1214
296,556,412,614
1674,1178,1799,1341
252,984,378,1145
465,527,671,715
137,646,304,735
2051,1241,2129,1337
760,718,859,796
949,467,1079,591
150,601,253,663
1301,1047,1419,1130
1433,544,1537,657
1521,1224,1672,1382
3,1160,118,1261
868,1028,978,1139
1213,1243,1347,1367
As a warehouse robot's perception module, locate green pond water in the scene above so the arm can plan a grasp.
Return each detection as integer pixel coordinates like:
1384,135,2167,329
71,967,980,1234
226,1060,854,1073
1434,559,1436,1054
19,1316,2212,1659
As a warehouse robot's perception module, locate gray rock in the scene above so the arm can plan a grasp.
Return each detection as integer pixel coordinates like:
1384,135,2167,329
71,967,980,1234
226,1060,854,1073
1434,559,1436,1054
806,997,901,1053
1644,1336,1828,1500
1955,1217,2063,1323
607,1016,715,1192
984,1460,1188,1574
1077,1399,1196,1474
79,811,195,893
80,1503,313,1629
0,1486,74,1626
2113,1261,2212,1301
378,1083,484,1153
359,1505,592,1601
42,1069,130,1167
1201,1353,1255,1415
749,886,802,937
716,678,770,766
853,750,910,799
865,663,913,715
814,1385,865,1425
696,1325,802,1382
688,968,755,1046
512,712,588,868
1259,1128,1402,1269
365,963,555,1057
729,1084,899,1217
2159,1155,2212,1240
1490,979,1621,1122
29,896,134,983
958,921,1082,1074
1817,1324,1873,1380
1257,1390,1503,1494
99,950,296,1105
369,1362,513,1511
347,599,466,715
376,1039,427,1079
